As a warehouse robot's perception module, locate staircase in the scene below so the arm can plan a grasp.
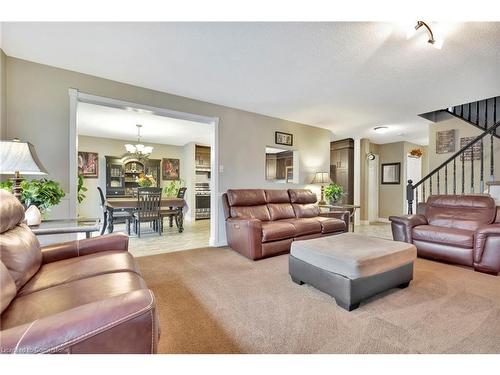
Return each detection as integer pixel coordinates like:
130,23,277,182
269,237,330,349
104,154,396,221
407,96,500,214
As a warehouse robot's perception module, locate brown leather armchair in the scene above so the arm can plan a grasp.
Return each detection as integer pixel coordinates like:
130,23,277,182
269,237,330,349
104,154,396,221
0,190,159,353
390,195,500,275
222,189,349,260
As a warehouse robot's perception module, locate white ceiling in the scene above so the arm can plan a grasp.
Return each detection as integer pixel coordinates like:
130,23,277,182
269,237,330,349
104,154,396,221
3,22,500,145
77,102,213,146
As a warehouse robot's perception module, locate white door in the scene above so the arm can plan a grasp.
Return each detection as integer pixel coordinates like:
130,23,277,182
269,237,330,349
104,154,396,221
367,155,379,222
407,155,422,197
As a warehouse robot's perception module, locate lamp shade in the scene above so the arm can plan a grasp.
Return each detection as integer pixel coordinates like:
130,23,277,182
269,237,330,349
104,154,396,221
311,172,332,184
0,140,48,175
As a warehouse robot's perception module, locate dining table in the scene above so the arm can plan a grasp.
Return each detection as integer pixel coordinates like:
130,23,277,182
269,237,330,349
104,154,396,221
104,197,186,234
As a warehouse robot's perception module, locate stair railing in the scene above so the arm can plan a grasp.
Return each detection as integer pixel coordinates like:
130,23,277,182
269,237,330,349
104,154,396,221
406,119,500,214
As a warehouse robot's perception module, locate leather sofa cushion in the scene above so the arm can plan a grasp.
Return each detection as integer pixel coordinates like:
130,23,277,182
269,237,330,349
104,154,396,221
230,205,271,221
227,189,267,206
1,271,147,330
412,225,474,249
426,195,496,231
265,189,290,203
0,223,42,290
261,221,296,242
413,240,473,266
0,190,26,234
267,203,295,220
282,218,322,236
18,251,141,297
288,189,317,204
293,203,320,218
1,262,16,314
315,217,346,233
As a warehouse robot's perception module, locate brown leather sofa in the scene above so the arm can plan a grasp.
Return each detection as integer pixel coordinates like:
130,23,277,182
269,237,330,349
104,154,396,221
390,195,500,275
222,189,349,260
0,190,159,353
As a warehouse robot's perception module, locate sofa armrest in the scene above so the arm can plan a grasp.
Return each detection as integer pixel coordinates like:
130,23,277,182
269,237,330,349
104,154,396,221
473,225,500,274
0,289,158,354
319,211,350,230
388,214,427,243
41,233,129,264
225,218,263,260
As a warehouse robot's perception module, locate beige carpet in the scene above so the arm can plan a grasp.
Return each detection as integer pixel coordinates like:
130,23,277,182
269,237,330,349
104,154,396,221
137,247,500,354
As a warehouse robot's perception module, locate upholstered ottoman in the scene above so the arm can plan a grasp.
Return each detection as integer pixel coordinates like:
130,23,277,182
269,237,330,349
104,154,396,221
289,233,417,311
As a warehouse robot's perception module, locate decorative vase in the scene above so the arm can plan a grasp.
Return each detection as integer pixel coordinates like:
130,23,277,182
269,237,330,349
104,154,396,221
25,205,42,226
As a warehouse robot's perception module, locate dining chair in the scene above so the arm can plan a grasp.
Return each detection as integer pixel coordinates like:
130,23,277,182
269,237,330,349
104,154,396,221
132,187,162,238
97,186,133,235
160,187,187,233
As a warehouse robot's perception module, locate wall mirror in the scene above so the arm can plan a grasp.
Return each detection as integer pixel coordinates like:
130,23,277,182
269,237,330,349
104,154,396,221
265,146,299,183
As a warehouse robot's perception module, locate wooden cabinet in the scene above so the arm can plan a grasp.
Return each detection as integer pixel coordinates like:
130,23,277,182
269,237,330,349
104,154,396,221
195,145,211,170
105,155,160,197
330,139,354,204
275,151,293,180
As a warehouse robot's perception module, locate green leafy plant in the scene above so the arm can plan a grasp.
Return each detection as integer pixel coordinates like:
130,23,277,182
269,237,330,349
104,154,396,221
324,183,344,204
20,178,65,213
0,180,13,192
163,179,185,197
77,174,88,204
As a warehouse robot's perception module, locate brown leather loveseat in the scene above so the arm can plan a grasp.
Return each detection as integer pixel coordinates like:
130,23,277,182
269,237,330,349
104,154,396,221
222,189,349,260
0,190,159,353
390,195,500,275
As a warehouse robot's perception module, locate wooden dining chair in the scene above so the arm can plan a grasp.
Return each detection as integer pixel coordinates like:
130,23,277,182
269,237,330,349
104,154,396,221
97,186,133,235
160,187,187,233
132,187,162,238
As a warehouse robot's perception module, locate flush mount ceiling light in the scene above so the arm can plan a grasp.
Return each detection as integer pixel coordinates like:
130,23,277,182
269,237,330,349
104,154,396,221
373,126,389,134
124,124,153,160
407,21,444,49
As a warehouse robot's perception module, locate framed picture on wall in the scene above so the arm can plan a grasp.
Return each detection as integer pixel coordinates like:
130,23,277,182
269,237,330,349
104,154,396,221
78,151,98,178
460,137,482,161
275,131,293,146
162,158,180,180
381,162,401,185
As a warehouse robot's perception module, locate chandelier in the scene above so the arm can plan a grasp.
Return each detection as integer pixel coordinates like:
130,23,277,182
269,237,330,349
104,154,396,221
124,124,153,160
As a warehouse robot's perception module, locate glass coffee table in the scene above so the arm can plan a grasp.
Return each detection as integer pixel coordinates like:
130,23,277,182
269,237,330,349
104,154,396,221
30,219,100,246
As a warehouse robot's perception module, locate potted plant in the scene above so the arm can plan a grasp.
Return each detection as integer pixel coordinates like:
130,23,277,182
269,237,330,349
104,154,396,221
163,179,185,197
77,174,88,204
323,183,344,205
0,178,65,224
136,173,156,187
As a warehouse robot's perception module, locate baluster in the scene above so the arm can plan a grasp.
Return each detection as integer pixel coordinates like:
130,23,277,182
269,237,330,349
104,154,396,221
445,164,448,194
476,101,480,125
437,170,440,194
468,103,471,121
480,137,484,192
485,98,488,129
453,158,456,195
493,97,497,179
429,175,433,196
460,104,464,117
461,152,465,194
416,187,419,209
470,144,474,193
423,182,426,203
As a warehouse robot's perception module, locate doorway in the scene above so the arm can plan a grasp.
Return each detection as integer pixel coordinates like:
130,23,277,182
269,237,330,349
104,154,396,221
68,90,221,252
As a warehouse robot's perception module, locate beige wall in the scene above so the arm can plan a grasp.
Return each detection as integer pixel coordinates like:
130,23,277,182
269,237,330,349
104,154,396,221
5,56,331,243
428,117,500,194
0,49,6,139
77,135,187,219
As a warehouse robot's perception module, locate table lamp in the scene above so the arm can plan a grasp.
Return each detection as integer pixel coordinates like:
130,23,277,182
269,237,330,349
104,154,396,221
311,171,332,205
0,139,48,200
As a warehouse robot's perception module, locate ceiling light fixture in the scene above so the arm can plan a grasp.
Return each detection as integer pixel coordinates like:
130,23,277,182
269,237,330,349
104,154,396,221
407,21,444,49
124,124,153,160
373,126,389,134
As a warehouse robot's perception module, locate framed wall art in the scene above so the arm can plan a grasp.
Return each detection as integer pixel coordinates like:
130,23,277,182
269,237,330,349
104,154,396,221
162,158,180,180
460,137,482,161
78,151,98,178
275,131,293,146
381,162,401,185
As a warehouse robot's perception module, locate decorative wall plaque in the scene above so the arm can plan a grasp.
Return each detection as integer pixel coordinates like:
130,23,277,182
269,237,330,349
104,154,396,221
436,129,456,154
460,137,482,161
